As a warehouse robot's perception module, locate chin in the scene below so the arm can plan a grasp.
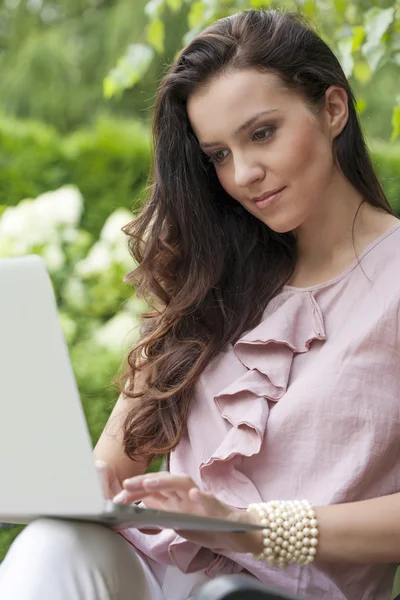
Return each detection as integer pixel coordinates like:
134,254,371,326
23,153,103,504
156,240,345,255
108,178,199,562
259,216,298,234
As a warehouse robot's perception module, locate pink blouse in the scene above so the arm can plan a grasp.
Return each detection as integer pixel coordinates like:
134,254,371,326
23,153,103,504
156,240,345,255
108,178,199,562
122,222,400,600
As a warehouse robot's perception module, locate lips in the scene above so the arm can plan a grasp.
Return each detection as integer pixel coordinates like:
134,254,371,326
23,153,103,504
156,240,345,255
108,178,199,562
251,186,285,203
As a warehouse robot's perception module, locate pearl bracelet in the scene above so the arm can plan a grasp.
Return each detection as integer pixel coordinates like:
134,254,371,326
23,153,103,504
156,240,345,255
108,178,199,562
247,500,319,569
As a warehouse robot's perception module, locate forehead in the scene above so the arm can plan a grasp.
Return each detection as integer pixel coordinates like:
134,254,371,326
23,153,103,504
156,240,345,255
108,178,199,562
187,69,293,141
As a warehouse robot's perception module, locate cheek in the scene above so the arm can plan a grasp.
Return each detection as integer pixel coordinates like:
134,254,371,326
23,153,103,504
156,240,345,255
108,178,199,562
281,124,333,184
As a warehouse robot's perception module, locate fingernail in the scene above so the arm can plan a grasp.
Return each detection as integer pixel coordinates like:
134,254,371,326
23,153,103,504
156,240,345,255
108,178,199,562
113,490,129,504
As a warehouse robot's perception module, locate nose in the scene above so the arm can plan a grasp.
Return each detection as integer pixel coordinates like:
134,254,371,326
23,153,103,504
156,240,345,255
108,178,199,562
234,156,265,188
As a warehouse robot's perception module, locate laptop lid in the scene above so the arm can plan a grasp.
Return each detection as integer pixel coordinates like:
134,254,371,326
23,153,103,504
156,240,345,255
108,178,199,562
0,255,105,520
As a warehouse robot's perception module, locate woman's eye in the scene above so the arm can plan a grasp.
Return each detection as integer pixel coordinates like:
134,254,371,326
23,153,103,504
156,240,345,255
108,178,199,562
209,149,229,164
253,126,275,141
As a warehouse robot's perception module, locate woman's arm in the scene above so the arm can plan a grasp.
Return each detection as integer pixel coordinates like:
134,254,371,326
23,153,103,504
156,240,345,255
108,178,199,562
313,493,400,563
94,388,149,487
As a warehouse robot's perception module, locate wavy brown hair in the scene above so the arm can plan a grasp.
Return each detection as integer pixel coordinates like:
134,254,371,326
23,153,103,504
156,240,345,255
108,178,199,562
120,9,392,462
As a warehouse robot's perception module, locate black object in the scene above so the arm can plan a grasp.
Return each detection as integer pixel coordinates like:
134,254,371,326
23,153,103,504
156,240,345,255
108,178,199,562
195,574,308,600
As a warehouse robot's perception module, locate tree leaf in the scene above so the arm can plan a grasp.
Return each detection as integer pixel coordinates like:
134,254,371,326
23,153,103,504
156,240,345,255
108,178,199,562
355,97,367,115
352,25,365,51
337,38,354,77
353,60,372,84
364,7,395,46
144,0,165,19
166,0,182,11
188,1,205,30
391,105,400,142
362,39,386,72
103,44,155,98
146,18,165,54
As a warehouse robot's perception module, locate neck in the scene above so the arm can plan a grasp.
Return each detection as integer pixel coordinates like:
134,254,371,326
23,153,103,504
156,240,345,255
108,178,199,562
289,169,395,285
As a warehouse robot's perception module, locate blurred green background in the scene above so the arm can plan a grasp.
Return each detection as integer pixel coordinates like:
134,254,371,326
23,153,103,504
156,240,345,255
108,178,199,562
0,1,399,587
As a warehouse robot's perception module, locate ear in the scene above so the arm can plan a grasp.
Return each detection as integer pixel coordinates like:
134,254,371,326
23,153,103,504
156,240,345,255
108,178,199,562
323,86,349,140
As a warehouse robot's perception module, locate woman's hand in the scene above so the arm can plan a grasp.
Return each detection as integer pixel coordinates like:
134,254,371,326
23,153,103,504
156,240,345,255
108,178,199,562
113,472,262,554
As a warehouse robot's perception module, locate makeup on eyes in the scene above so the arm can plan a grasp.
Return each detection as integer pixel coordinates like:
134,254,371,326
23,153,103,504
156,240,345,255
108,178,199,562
207,123,277,165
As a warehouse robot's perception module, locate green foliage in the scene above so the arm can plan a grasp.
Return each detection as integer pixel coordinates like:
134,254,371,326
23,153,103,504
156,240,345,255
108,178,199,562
104,44,155,99
104,0,400,141
63,117,151,237
0,114,151,238
370,139,400,213
0,0,151,132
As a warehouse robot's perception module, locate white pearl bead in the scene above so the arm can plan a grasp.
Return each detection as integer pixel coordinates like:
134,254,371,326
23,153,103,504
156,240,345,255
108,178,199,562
289,526,297,535
296,521,304,531
263,538,272,547
288,545,295,553
293,550,301,558
310,518,318,528
276,527,284,536
283,531,290,540
270,532,278,540
270,522,278,531
289,536,297,545
286,552,293,561
302,518,310,527
296,531,304,540
283,520,290,529
310,528,318,537
282,540,289,549
276,537,283,546
309,547,317,556
295,541,302,550
301,547,309,555
263,547,273,555
280,549,287,557
310,538,318,547
303,527,311,536
276,517,283,526
302,537,310,546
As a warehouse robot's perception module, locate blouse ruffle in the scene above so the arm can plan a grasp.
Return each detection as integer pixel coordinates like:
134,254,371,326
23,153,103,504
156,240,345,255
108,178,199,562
199,291,326,507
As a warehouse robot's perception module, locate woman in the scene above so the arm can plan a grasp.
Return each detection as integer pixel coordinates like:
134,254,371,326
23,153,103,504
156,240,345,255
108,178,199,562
1,8,400,600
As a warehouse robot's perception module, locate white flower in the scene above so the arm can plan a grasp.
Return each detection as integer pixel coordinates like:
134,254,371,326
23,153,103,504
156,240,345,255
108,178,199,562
100,208,133,244
95,312,141,353
0,186,84,257
41,243,65,272
62,277,87,311
35,186,84,229
75,241,112,277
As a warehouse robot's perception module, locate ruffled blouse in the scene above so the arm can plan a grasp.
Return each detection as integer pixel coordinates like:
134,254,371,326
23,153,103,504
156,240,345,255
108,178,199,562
122,222,400,600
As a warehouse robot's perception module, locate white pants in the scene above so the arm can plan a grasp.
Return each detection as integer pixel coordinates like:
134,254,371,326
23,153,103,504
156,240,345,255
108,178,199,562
0,519,210,600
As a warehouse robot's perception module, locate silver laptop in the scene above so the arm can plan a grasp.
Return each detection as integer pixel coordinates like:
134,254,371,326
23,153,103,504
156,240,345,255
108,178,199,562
0,255,260,533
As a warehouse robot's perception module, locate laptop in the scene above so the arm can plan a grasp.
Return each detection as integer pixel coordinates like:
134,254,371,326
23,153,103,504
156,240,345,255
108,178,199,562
0,255,261,534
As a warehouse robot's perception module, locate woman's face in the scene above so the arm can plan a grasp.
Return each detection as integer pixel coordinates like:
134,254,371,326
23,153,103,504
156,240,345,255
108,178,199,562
187,69,345,234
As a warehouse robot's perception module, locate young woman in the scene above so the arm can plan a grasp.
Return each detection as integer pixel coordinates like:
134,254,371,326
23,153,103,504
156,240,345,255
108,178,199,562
1,8,400,600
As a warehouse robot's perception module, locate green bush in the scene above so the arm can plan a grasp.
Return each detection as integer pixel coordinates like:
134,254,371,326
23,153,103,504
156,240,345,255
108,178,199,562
0,114,151,238
369,140,400,213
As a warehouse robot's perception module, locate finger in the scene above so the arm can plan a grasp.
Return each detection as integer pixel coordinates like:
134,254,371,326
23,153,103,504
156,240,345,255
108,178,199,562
188,488,229,517
113,488,178,506
123,474,196,493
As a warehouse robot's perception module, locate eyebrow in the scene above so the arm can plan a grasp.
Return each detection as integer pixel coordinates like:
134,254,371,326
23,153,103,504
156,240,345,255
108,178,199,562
199,109,278,149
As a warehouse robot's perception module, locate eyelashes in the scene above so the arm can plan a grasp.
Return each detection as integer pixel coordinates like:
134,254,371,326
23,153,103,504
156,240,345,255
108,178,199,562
207,125,276,165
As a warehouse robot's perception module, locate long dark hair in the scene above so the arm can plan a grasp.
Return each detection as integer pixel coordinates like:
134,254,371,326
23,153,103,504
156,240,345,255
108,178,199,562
120,9,392,462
